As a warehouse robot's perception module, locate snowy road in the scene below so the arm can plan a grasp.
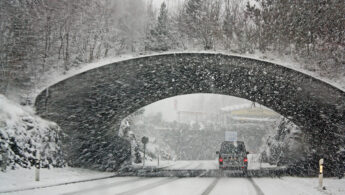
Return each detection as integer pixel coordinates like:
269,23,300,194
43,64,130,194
144,154,278,170
1,161,344,195
160,160,218,170
3,175,345,195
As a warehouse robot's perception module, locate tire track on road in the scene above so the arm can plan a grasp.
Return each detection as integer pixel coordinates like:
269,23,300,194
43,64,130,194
248,177,265,195
115,177,179,195
62,177,144,195
200,177,220,195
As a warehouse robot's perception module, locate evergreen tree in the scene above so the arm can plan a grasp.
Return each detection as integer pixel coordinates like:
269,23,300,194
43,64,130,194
245,0,344,73
156,2,170,51
145,2,173,51
180,0,221,50
223,4,234,49
144,1,157,52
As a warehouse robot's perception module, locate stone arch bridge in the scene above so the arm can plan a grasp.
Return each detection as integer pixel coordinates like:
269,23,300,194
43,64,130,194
35,53,345,170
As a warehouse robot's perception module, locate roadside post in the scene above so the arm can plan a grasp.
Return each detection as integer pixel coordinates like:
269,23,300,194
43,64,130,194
35,152,41,182
319,158,324,189
157,149,160,167
0,148,8,172
141,136,149,167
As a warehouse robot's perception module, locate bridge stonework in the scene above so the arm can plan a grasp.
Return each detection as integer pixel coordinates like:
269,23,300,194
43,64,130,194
35,53,345,170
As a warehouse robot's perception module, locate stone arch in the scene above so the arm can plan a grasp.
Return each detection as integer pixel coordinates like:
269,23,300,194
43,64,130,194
35,53,345,170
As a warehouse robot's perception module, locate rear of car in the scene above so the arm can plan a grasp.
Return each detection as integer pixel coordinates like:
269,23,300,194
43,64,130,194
217,141,248,173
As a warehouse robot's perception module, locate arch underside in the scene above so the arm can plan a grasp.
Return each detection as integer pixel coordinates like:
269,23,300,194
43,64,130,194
35,53,345,170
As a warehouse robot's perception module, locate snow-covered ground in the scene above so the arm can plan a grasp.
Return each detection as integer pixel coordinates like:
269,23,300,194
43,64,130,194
0,167,114,193
0,95,64,169
254,177,345,195
1,166,344,195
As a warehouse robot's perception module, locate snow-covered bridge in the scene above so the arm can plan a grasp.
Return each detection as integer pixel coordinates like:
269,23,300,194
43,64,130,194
34,53,345,170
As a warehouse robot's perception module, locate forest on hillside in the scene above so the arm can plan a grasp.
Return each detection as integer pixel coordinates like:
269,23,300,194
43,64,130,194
0,0,344,100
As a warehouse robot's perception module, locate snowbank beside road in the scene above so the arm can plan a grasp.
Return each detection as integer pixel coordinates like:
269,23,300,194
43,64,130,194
0,94,65,169
253,176,345,195
0,167,114,193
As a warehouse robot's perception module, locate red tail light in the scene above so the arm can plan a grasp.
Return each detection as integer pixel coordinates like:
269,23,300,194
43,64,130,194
219,157,223,163
244,158,248,162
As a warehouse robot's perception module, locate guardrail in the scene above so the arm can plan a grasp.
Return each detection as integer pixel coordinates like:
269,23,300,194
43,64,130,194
115,167,288,177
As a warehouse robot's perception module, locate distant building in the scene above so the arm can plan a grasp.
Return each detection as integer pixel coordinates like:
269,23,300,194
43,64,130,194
177,110,221,125
220,103,280,125
175,103,280,127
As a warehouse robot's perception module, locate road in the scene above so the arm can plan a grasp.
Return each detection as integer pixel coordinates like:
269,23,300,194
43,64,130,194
3,174,328,195
2,160,343,195
158,154,277,170
160,160,218,170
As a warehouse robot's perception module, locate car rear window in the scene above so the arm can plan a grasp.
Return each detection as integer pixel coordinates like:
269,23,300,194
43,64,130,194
220,142,246,154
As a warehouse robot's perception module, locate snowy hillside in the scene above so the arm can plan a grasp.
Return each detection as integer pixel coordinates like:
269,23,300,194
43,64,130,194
0,95,65,170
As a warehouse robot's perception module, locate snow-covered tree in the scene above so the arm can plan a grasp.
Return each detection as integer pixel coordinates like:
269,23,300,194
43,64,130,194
246,0,344,73
179,0,222,50
0,95,65,170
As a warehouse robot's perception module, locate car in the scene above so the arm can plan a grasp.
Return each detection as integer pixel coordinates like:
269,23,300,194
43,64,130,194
216,141,249,174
